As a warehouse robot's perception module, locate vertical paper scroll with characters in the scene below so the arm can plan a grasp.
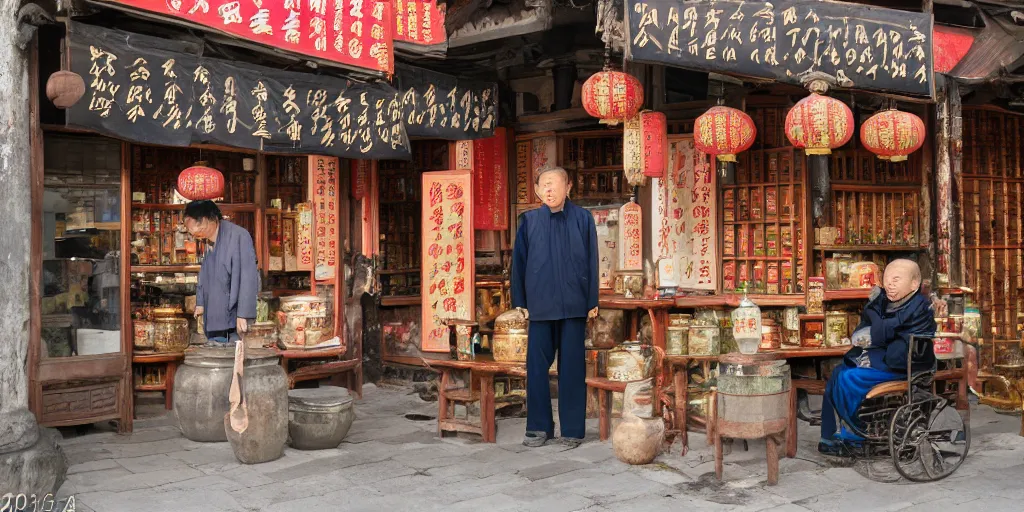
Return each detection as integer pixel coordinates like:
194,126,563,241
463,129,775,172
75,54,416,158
421,170,475,352
651,137,717,291
309,156,339,281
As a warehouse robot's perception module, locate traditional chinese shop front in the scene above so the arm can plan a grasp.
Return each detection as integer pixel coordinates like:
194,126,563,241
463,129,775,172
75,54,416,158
370,0,977,456
29,12,412,431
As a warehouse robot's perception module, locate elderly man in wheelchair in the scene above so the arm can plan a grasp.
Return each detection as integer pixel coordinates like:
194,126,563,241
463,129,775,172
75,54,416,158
818,259,970,481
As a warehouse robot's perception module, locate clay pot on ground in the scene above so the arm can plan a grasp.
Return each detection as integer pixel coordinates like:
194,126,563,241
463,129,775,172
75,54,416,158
612,378,665,465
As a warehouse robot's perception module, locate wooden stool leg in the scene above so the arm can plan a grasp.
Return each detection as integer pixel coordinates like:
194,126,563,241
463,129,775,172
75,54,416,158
479,373,496,443
598,389,610,441
766,435,781,486
165,361,178,410
714,433,723,481
786,386,797,458
437,370,450,436
677,365,689,455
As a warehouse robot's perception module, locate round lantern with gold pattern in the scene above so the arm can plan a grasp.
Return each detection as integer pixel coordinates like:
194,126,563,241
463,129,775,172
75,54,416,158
784,93,854,155
582,71,644,126
693,106,756,162
859,109,926,162
177,162,225,201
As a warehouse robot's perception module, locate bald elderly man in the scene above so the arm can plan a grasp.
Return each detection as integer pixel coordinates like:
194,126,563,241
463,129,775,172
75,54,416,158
819,259,937,456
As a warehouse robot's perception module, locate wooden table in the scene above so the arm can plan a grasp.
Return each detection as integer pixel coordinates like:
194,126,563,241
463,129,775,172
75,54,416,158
666,346,850,456
133,352,185,412
419,358,525,443
274,347,362,398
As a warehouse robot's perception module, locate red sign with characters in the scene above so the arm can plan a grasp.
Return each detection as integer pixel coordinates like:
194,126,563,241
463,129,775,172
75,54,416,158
393,0,446,46
472,128,508,231
101,0,394,74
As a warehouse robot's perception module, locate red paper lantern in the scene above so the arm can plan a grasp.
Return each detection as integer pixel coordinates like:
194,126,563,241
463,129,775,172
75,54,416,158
177,163,225,200
624,110,668,181
784,93,854,155
693,106,756,163
859,109,926,162
582,70,643,126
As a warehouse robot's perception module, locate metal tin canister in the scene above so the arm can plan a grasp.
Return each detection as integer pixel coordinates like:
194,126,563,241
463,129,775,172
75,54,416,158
667,327,688,355
687,325,720,356
759,319,782,351
825,311,849,347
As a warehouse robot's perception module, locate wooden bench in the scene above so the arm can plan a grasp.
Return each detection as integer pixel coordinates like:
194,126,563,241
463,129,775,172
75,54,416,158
275,347,362,398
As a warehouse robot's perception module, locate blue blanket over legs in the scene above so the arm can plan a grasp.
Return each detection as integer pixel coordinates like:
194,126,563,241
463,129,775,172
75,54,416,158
820,365,902,443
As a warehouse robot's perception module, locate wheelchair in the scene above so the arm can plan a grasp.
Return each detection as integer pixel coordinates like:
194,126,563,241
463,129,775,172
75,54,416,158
837,335,971,482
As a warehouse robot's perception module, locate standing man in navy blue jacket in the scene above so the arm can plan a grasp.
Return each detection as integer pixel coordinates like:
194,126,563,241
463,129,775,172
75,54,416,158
512,167,599,449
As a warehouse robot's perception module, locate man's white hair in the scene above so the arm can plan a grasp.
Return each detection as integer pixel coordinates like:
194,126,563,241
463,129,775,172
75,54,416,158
535,167,570,185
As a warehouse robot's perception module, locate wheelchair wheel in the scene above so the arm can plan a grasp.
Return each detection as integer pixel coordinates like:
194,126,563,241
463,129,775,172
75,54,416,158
888,397,970,482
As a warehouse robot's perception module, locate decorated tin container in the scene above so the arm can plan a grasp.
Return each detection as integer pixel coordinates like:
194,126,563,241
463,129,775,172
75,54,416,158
759,319,782,351
607,342,652,382
825,311,849,347
492,309,528,363
687,325,720,356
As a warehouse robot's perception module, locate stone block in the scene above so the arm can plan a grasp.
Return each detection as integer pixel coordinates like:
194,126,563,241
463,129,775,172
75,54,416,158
0,428,68,496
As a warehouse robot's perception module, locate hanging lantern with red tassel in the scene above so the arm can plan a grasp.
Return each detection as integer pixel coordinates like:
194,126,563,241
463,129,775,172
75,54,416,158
582,70,643,126
177,162,225,200
624,110,668,182
784,93,854,155
859,109,926,162
693,106,756,163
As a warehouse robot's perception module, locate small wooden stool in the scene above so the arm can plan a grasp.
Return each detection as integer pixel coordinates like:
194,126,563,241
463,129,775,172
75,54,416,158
586,377,628,441
133,352,185,412
712,352,791,486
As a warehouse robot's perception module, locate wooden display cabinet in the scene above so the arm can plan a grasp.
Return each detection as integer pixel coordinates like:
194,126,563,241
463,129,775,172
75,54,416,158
560,131,632,203
962,108,1024,341
723,147,807,296
378,140,449,302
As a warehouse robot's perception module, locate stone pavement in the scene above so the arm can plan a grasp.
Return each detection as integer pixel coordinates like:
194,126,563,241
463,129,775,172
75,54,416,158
55,383,1024,512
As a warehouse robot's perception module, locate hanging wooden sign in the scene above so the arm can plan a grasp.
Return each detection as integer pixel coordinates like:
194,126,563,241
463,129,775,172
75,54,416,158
421,170,475,352
473,128,509,230
296,202,314,271
310,156,339,281
515,140,533,204
625,0,935,97
651,136,717,291
618,202,643,271
393,0,447,47
95,0,395,74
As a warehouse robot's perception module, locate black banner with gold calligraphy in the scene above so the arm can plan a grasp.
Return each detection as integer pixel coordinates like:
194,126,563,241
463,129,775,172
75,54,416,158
66,22,411,160
625,0,934,97
395,63,499,140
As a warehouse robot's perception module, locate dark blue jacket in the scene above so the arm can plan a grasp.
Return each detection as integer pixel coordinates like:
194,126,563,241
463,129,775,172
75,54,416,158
196,220,259,334
511,201,599,321
844,287,936,373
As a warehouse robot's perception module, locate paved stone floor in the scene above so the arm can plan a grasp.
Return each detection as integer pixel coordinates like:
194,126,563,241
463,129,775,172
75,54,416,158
54,383,1024,511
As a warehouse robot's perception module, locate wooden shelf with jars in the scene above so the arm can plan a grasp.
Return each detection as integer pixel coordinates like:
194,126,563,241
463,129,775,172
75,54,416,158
560,131,632,204
264,155,308,275
377,140,450,301
722,146,808,296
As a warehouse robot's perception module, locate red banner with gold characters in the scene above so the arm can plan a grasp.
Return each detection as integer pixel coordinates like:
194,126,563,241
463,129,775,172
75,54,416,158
421,170,475,352
99,0,394,74
393,0,446,46
473,128,508,230
310,156,339,280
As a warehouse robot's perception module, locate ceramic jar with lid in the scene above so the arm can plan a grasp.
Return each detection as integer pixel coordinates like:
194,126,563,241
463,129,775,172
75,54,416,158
287,386,356,450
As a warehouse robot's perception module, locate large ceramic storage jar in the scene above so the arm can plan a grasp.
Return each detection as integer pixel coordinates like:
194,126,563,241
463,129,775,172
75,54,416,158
173,347,235,442
224,348,289,464
287,386,355,450
492,309,528,363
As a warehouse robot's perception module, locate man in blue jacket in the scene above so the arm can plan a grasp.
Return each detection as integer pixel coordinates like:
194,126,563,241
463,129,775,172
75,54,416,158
819,259,936,456
512,167,599,449
184,200,259,346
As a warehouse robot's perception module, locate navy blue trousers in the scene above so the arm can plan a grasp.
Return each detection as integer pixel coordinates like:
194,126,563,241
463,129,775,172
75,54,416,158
526,318,587,440
821,364,901,441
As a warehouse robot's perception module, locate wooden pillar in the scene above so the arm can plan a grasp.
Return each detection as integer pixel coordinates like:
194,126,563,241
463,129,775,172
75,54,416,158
934,76,954,287
949,80,965,287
